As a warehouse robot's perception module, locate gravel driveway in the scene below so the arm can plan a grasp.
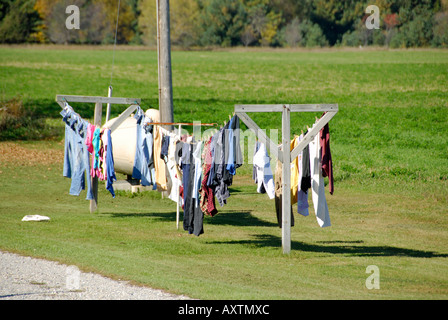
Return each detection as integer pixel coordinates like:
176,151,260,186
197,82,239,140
0,250,190,300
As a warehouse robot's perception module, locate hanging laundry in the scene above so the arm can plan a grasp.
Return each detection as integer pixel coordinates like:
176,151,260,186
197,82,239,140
309,131,331,228
181,142,192,230
214,124,229,206
211,122,233,207
226,116,236,175
101,129,108,181
290,136,300,205
252,141,275,199
166,138,183,205
90,127,102,179
320,119,334,195
85,123,95,154
103,128,116,198
160,134,173,198
296,133,309,217
160,134,170,161
226,115,243,175
300,130,311,193
200,137,218,217
206,132,217,188
274,159,294,228
153,125,168,191
182,141,204,236
192,141,203,208
133,107,156,188
252,141,259,187
60,104,94,201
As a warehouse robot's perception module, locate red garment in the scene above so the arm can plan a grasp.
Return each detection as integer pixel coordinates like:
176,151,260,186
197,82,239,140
319,119,334,195
85,123,95,154
199,137,218,216
179,185,184,210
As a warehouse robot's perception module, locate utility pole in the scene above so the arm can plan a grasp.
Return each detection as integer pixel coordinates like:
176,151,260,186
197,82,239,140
156,0,174,130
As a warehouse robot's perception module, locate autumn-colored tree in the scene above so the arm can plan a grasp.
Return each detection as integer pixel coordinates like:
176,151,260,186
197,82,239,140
33,0,136,44
139,0,200,47
33,0,62,42
0,0,40,43
312,0,366,45
245,0,282,46
433,10,448,47
137,0,156,46
34,0,59,19
98,0,136,44
198,0,247,47
1,0,447,47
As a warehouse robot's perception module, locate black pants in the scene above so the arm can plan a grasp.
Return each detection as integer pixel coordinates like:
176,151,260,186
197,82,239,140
275,193,294,228
183,147,204,236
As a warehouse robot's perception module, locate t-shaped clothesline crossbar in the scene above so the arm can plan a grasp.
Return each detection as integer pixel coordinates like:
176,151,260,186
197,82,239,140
56,94,141,213
234,103,338,254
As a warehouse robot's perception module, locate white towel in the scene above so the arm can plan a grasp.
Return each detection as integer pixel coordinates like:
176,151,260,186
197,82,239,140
253,142,275,199
309,133,331,227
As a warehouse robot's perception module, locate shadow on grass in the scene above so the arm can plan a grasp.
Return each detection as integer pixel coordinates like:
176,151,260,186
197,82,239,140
103,211,447,258
208,234,448,258
104,211,177,221
105,210,277,227
206,210,277,227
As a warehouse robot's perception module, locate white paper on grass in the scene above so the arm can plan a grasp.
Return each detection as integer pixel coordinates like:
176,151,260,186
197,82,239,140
22,215,50,222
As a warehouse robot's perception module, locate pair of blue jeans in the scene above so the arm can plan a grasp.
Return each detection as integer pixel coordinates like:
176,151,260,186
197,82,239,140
105,129,116,198
133,110,156,188
61,107,94,200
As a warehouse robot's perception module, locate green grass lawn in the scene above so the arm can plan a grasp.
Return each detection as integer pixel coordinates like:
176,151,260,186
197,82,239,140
0,46,447,299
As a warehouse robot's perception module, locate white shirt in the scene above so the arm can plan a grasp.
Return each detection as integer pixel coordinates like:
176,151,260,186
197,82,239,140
309,132,331,227
253,142,275,199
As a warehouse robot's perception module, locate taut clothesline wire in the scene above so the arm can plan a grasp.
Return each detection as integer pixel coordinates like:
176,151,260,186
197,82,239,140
147,122,217,126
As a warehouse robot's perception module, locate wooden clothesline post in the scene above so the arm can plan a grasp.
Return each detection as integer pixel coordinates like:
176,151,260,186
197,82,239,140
234,104,338,254
56,94,141,213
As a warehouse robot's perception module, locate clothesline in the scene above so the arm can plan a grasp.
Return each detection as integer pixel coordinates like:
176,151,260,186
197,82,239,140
60,102,335,243
147,122,218,126
60,103,116,201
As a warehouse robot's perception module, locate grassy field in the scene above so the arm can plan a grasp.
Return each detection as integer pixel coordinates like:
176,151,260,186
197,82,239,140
0,46,447,299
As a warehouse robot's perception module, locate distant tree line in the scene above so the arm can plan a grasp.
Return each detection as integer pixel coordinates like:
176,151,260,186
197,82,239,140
1,0,447,48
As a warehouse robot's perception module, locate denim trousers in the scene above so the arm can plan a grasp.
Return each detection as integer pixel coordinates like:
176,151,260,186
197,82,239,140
133,120,156,187
63,116,94,200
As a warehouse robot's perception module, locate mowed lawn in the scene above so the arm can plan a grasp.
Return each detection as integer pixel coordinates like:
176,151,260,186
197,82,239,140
0,46,447,299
